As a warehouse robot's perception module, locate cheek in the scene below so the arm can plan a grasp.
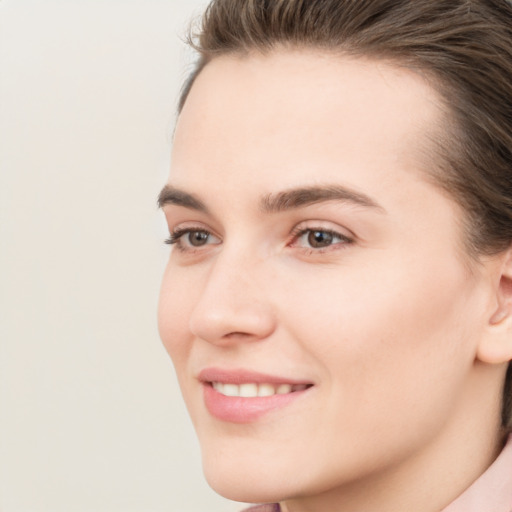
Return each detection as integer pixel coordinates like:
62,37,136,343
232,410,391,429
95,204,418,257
158,263,210,427
259,255,485,482
157,264,197,367
279,252,483,422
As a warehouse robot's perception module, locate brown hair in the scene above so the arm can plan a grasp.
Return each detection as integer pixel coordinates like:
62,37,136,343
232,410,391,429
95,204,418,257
178,0,512,430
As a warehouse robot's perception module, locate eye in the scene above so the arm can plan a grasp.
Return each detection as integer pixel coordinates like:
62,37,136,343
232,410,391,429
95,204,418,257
291,227,353,251
165,228,221,251
304,230,337,248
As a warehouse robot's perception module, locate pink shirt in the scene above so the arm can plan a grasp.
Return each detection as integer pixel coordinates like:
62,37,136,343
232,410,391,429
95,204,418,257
242,434,512,512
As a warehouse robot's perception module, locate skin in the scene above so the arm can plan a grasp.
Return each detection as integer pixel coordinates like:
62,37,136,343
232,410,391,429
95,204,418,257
158,50,512,512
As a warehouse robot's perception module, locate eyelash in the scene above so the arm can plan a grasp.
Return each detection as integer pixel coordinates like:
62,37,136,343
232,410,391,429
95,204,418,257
164,226,354,254
164,228,214,251
288,226,354,254
165,228,191,244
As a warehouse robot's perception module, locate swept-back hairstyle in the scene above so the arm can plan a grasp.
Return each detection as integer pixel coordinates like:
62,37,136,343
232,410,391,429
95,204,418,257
178,0,512,430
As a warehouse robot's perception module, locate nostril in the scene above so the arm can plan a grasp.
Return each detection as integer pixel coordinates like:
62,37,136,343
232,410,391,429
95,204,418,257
187,265,276,345
189,301,276,346
225,331,257,339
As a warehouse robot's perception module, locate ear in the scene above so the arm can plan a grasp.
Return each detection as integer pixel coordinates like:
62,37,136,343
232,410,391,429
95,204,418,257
477,247,512,365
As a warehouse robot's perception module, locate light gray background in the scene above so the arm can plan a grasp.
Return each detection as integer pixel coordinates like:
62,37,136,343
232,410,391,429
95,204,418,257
0,1,240,511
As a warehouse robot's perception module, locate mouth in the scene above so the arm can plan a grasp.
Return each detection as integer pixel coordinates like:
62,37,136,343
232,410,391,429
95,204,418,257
198,368,314,423
209,381,311,397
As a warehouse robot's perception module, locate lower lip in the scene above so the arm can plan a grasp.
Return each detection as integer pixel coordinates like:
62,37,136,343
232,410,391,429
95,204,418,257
203,384,311,423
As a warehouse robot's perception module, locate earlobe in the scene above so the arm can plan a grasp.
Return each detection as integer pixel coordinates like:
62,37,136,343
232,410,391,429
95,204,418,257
477,248,512,365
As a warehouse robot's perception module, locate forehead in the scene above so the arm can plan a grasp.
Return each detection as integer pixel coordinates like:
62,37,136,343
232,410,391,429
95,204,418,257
173,50,443,171
171,50,447,213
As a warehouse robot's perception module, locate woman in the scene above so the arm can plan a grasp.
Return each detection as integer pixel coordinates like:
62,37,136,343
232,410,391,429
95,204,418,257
158,1,512,510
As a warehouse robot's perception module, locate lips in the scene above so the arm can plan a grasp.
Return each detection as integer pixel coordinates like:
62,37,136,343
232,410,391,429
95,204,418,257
198,368,314,423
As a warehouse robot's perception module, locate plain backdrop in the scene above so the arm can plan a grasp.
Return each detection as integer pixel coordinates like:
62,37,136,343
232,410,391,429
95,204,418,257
0,1,240,511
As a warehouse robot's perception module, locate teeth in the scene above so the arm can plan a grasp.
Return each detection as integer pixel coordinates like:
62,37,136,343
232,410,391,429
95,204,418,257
258,383,275,397
211,382,309,397
276,384,292,394
239,383,258,397
222,383,239,397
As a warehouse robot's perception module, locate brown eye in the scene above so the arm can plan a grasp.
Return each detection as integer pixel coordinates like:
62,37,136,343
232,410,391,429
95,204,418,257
307,230,334,248
166,228,221,250
187,230,210,246
291,227,353,252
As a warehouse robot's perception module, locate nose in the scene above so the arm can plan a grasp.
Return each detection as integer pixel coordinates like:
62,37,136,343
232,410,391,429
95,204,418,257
188,251,276,346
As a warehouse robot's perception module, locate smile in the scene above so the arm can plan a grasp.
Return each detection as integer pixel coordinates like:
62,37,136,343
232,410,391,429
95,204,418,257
198,368,314,423
211,382,310,397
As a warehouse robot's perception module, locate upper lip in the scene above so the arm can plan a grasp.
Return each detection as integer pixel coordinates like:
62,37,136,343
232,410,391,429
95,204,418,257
198,367,314,386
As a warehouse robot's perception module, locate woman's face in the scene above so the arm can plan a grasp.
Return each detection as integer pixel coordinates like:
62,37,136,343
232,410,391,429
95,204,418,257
158,51,497,505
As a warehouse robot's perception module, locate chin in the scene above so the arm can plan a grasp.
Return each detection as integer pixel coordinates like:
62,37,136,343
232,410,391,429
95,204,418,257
203,461,288,504
199,439,301,504
198,437,352,506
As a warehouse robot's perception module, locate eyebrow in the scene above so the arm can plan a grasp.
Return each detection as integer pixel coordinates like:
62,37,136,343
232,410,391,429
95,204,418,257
158,185,209,213
260,185,385,213
157,184,385,214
